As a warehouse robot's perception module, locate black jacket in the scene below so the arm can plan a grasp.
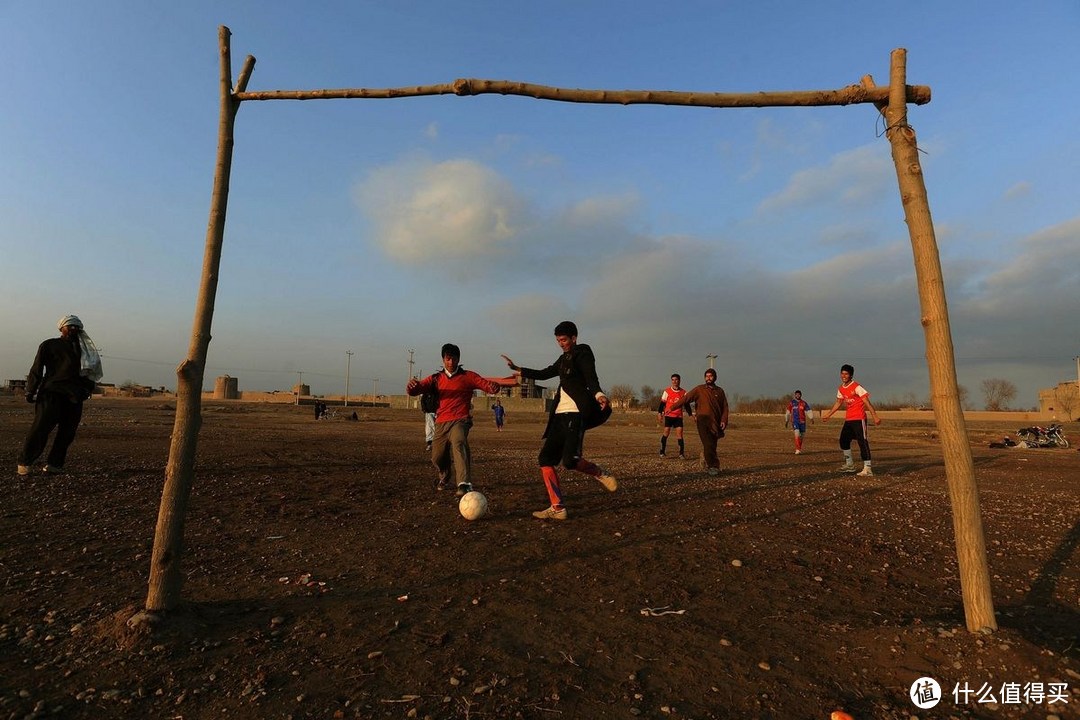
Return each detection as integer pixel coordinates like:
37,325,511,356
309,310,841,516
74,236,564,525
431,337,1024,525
26,337,95,402
518,343,611,435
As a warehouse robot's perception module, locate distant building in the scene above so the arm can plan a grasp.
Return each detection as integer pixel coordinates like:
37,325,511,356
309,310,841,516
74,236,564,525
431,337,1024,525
482,376,547,399
1038,381,1080,420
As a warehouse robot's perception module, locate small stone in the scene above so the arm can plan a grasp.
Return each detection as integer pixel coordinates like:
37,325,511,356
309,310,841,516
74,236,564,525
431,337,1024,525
720,638,732,647
367,651,383,659
449,677,460,686
758,661,771,671
731,559,742,567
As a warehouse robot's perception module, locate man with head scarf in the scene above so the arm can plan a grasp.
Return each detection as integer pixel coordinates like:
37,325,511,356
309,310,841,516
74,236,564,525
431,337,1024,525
17,315,103,476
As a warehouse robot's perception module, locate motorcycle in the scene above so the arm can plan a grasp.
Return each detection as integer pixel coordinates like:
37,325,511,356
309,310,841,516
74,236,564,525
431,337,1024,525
1016,423,1070,448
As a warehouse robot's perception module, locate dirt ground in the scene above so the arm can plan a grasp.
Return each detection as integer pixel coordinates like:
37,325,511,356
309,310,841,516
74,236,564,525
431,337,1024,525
1,396,1077,720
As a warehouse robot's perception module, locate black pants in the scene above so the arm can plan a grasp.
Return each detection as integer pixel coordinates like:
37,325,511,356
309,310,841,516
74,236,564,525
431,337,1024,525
538,413,585,469
18,392,84,468
839,419,871,461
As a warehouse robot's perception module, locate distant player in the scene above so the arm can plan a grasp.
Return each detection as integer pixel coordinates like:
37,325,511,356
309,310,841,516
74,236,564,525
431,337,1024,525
783,390,813,455
657,373,692,459
821,364,881,476
492,399,506,431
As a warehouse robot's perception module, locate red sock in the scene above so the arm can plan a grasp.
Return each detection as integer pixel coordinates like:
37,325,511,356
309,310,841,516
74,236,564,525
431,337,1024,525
541,466,563,508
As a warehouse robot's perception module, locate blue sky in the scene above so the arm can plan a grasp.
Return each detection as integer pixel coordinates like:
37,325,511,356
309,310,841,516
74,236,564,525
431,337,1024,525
2,2,1078,409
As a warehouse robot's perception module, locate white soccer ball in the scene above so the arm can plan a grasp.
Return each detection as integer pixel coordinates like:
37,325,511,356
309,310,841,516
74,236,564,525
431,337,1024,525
458,491,488,521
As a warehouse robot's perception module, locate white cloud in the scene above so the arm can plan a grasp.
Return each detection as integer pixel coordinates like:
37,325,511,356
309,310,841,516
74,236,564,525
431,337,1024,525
756,144,892,214
355,157,527,265
1003,181,1031,200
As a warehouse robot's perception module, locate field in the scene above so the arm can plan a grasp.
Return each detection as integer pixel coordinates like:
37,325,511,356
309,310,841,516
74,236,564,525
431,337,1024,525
1,397,1077,719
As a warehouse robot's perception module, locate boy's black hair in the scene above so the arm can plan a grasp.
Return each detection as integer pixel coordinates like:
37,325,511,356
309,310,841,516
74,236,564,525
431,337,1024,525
841,364,855,375
441,343,461,360
553,321,578,337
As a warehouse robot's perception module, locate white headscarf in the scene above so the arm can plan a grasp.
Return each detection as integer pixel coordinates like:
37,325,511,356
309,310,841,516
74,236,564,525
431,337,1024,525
58,315,104,382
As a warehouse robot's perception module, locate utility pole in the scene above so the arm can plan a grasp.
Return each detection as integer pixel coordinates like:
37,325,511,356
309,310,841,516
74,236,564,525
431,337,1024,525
295,370,303,406
372,378,378,405
1074,354,1079,397
706,353,717,369
407,349,416,409
345,350,353,407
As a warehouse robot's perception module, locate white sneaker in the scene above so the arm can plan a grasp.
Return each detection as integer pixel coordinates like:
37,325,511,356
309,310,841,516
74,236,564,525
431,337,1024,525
841,462,856,473
594,466,618,492
532,506,568,521
856,466,874,477
794,449,801,455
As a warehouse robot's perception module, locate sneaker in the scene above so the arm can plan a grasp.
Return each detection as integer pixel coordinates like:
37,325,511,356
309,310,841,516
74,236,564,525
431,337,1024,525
17,465,30,476
42,465,63,475
678,453,686,460
532,506,567,521
659,452,666,458
856,466,874,477
435,479,448,491
707,467,720,476
455,483,472,497
426,441,432,451
841,462,856,473
594,466,618,492
794,449,801,455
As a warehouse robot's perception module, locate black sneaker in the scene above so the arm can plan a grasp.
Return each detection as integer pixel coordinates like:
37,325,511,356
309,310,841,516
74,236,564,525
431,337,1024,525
456,483,472,497
426,441,432,451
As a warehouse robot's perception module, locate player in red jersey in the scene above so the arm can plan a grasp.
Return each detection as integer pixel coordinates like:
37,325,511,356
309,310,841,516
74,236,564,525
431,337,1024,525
821,364,881,476
657,373,692,459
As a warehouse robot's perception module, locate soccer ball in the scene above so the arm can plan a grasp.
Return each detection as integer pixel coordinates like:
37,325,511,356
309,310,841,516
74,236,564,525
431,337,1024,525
458,491,488,521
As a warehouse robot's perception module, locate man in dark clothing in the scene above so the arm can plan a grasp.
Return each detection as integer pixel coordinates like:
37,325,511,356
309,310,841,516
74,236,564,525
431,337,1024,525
18,315,102,476
501,321,617,521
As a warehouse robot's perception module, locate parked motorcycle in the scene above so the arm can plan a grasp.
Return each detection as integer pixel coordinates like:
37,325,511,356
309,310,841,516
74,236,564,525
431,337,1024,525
1016,423,1070,448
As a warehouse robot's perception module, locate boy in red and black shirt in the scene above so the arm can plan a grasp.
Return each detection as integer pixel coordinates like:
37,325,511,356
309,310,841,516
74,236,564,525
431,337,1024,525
407,344,501,496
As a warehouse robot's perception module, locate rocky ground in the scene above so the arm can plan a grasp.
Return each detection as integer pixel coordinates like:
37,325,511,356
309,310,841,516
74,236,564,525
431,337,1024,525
1,397,1077,719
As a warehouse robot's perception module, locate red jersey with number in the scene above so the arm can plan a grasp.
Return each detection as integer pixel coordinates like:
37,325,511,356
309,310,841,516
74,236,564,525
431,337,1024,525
836,381,870,420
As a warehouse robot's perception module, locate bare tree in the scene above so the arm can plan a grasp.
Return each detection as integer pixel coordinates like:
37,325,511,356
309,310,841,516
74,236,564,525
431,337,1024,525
957,384,971,410
1052,387,1077,420
639,385,659,411
980,378,1017,411
608,384,636,409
